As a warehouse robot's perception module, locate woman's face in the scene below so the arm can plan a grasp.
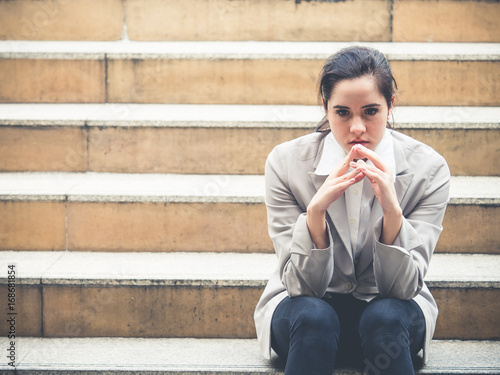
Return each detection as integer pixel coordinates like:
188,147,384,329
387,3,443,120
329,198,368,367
325,75,393,155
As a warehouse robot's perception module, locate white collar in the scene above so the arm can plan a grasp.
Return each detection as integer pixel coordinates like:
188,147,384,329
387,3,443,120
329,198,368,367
315,128,396,181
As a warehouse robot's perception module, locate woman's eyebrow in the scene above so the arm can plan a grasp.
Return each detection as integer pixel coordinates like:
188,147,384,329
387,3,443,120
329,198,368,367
333,104,382,109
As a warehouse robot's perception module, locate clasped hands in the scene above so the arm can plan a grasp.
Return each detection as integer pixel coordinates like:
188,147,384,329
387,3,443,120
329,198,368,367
307,144,402,247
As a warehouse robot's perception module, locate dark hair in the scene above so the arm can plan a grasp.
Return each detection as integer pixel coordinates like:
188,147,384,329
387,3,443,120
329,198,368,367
316,46,397,131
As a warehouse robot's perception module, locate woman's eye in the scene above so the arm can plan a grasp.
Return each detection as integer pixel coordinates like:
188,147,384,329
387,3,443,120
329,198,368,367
365,108,379,116
336,109,349,117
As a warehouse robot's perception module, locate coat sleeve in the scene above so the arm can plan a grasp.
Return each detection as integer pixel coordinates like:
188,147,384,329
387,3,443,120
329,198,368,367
372,155,451,300
265,146,334,298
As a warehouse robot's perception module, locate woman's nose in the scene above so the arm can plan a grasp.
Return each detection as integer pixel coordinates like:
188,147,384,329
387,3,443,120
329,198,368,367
350,117,366,135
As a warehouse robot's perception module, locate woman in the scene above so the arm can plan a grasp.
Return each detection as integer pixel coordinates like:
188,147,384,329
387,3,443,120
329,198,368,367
254,46,450,374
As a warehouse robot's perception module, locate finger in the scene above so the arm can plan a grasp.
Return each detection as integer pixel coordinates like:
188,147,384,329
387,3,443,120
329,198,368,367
357,164,389,186
352,171,365,184
339,170,365,190
334,173,364,191
326,169,363,192
350,160,367,169
353,145,387,172
356,160,378,176
329,150,359,179
351,159,376,171
342,167,364,181
334,147,360,177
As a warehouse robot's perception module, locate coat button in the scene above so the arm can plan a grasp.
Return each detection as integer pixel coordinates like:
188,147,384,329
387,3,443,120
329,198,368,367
344,282,353,291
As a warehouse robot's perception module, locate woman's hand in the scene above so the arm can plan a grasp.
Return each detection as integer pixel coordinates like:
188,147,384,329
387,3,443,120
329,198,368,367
349,144,402,245
307,146,365,248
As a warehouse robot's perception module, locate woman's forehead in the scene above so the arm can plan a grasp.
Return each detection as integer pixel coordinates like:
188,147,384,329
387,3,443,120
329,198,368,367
329,76,385,106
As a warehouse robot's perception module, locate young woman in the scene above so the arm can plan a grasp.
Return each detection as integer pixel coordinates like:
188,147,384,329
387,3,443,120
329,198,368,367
254,46,450,374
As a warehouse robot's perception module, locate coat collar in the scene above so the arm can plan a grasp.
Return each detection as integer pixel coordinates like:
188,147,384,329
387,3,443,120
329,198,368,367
314,129,397,180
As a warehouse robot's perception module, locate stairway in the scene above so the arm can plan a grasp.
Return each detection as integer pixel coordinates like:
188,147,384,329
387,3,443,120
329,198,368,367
0,0,499,373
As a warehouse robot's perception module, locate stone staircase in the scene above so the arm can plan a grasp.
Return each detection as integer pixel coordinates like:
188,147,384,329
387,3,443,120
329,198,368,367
0,0,499,373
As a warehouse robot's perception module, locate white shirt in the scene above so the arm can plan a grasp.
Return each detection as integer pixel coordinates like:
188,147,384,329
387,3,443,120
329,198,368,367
314,129,397,255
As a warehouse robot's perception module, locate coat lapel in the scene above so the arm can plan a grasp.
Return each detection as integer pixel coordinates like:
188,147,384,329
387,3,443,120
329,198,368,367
363,135,414,241
327,194,353,259
367,135,414,228
392,137,414,206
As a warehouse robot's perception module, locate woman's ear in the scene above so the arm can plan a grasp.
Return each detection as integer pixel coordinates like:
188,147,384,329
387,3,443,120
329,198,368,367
386,96,395,128
388,96,395,118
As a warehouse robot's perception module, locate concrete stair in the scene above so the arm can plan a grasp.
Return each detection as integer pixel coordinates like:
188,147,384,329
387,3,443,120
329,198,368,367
1,338,499,374
0,251,499,373
0,104,499,176
1,0,499,373
1,0,498,42
0,41,499,105
0,173,498,254
1,251,499,340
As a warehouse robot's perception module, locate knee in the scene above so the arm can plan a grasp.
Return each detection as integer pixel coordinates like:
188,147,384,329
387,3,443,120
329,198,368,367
292,297,340,337
359,300,420,374
359,299,410,342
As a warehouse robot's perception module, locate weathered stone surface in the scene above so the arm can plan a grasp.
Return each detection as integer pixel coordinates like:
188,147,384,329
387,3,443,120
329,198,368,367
0,59,105,103
391,60,500,106
67,201,270,252
1,336,497,373
1,41,498,105
0,173,498,252
433,288,500,340
393,0,500,42
1,251,498,340
0,201,66,251
0,0,123,41
126,0,391,42
1,104,498,175
0,286,42,337
0,126,87,172
88,126,307,174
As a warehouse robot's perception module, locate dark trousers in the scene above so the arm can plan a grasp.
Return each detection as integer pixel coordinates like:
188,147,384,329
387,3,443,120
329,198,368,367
270,293,425,375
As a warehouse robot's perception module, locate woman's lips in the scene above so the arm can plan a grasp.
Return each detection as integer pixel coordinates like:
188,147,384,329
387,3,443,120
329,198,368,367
350,140,368,146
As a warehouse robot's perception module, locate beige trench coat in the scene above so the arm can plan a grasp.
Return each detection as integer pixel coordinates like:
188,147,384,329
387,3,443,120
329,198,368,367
254,130,450,363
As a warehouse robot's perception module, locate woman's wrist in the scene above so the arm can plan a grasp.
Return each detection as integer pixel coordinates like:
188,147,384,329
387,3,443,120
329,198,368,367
306,208,329,249
380,208,403,245
383,205,402,221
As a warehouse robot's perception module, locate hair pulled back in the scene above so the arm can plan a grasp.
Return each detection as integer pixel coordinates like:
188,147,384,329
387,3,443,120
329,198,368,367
316,46,397,131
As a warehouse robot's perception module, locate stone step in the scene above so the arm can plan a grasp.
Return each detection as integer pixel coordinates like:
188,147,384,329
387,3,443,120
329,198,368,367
1,0,498,43
1,104,498,176
1,337,499,374
0,41,499,105
0,0,124,42
0,251,498,340
0,173,498,254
